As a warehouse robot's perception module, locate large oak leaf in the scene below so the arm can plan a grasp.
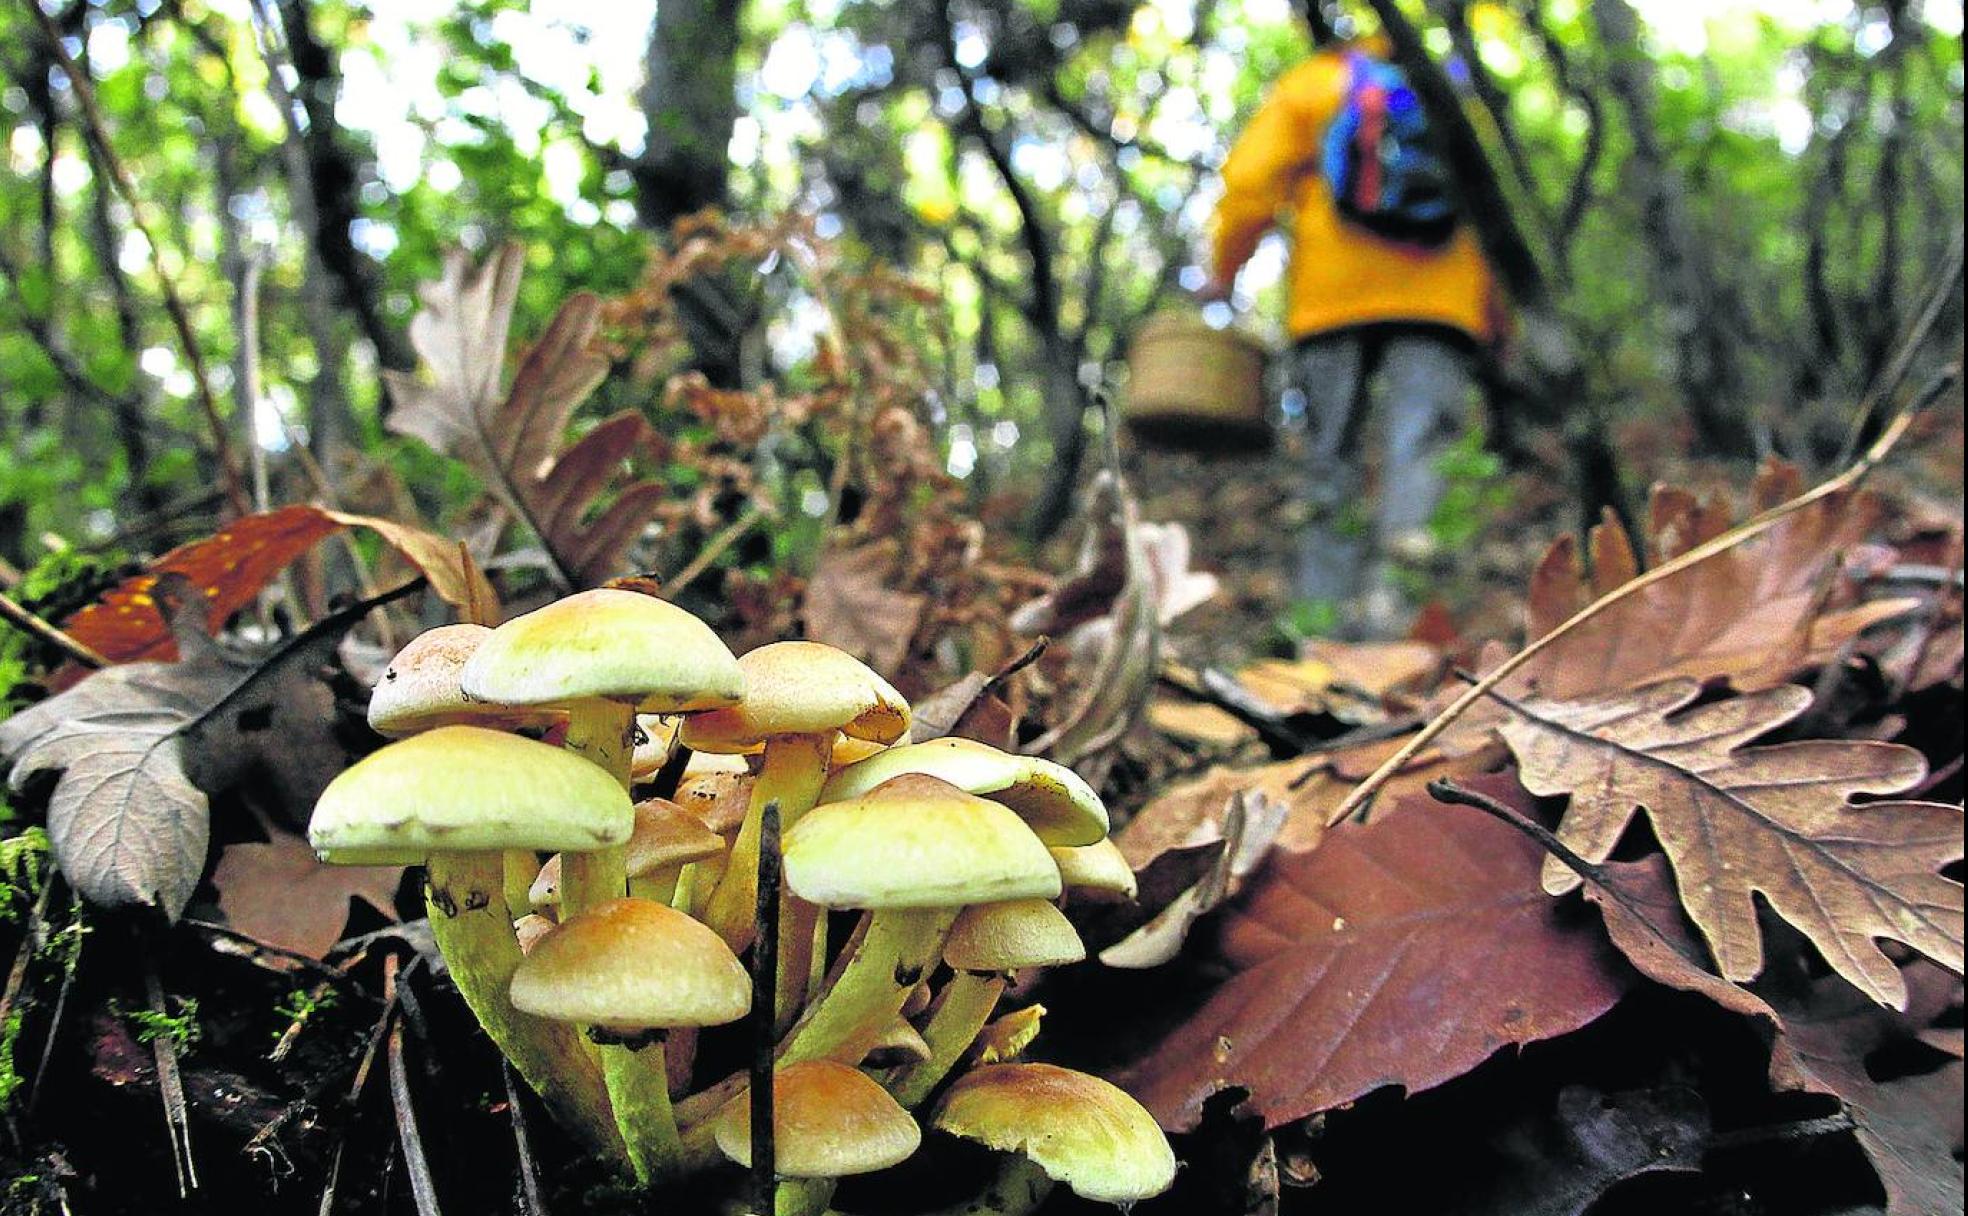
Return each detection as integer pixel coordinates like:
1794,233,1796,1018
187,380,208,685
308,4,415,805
1515,464,1917,700
1115,780,1630,1131
384,243,667,589
1500,679,1964,1008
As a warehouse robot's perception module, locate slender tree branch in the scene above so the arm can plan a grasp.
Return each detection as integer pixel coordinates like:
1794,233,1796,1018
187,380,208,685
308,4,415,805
20,0,251,517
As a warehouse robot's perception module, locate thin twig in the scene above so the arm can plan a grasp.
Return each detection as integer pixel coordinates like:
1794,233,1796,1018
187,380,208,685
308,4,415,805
19,0,251,518
142,953,199,1196
1329,364,1958,826
664,500,771,599
501,1064,547,1216
0,591,107,668
750,801,782,1216
386,967,442,1216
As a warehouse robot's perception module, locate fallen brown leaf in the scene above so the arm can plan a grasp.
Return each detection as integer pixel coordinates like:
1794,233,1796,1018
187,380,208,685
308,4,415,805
1115,776,1631,1131
213,832,402,959
802,540,928,677
1500,679,1964,1008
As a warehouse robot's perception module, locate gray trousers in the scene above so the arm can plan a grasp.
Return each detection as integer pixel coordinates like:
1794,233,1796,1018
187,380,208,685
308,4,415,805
1289,325,1475,634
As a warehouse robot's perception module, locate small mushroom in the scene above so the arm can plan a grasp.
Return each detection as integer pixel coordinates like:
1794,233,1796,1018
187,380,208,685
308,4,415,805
511,897,749,1183
715,1060,920,1216
778,774,1060,1068
886,898,1085,1108
930,1064,1175,1211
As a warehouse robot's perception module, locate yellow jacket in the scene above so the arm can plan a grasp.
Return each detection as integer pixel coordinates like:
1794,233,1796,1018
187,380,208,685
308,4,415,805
1212,44,1498,343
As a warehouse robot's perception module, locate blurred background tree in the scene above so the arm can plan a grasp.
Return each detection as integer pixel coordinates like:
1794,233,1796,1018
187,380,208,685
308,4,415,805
0,0,1960,573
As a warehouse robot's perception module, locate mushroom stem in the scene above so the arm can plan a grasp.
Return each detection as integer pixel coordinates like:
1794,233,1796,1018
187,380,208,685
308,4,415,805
773,1177,836,1216
703,734,831,952
424,850,621,1159
883,973,1008,1109
503,850,539,916
779,908,959,1067
599,1039,684,1184
916,1156,1056,1216
559,700,636,915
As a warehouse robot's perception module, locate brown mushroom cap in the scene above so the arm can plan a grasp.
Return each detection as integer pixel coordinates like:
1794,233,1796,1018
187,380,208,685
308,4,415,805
458,588,743,713
367,624,563,737
509,897,749,1030
784,774,1061,910
715,1060,920,1177
528,799,724,911
513,913,555,954
309,726,632,863
931,1064,1176,1203
817,738,1109,846
944,898,1086,972
680,641,910,753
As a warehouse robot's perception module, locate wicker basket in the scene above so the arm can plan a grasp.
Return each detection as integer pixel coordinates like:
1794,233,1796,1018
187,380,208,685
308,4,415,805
1123,311,1272,453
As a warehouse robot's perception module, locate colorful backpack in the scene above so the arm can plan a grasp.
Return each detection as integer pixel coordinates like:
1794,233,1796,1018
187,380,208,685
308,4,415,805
1320,52,1460,247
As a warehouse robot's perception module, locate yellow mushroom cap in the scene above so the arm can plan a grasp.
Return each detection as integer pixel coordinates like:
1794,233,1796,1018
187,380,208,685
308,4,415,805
458,589,743,713
944,898,1086,972
1049,839,1139,903
630,714,679,779
784,775,1061,910
680,641,910,753
308,726,633,862
866,1017,934,1066
715,1061,920,1178
509,898,749,1030
818,738,1108,846
932,1064,1176,1203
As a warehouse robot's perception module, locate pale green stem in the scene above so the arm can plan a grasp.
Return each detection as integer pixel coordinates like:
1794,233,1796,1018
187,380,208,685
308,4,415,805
424,850,621,1159
703,734,830,952
600,1038,684,1184
779,908,958,1066
502,850,538,917
916,1157,1056,1216
560,699,635,916
628,864,681,906
883,972,1007,1109
775,1177,836,1216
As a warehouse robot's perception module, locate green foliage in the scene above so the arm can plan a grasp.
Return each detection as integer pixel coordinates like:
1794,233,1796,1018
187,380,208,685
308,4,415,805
116,996,202,1054
270,985,337,1042
1429,426,1510,550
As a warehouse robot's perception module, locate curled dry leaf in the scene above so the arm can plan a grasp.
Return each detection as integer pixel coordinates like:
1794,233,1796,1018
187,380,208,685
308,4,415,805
1101,790,1289,969
385,243,668,589
1115,777,1630,1131
1499,679,1965,1009
60,505,496,664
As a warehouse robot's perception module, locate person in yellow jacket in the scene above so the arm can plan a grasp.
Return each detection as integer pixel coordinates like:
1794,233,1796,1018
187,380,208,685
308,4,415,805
1203,32,1503,638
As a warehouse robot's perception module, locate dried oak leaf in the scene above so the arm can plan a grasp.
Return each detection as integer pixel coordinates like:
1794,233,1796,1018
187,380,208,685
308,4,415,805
1499,679,1964,1008
212,831,402,959
1,579,379,918
1115,778,1630,1131
1581,855,1962,1216
802,541,927,677
61,505,495,664
1513,464,1918,701
1101,790,1289,969
385,243,667,589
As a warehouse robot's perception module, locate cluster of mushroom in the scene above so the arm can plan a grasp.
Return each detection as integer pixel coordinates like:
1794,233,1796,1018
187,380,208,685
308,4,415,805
307,588,1174,1214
